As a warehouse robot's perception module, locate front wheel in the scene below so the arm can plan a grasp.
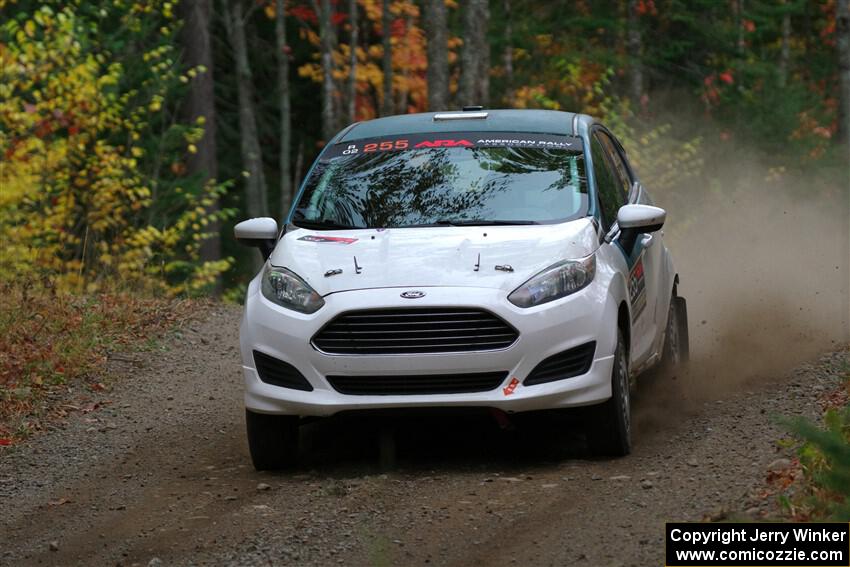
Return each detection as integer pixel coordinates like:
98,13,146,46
586,329,631,456
245,410,300,471
661,293,690,376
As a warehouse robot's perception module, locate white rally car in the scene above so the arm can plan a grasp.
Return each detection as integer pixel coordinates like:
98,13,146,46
236,108,689,469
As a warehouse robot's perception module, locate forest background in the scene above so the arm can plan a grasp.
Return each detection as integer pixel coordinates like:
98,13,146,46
1,0,847,296
1,0,849,518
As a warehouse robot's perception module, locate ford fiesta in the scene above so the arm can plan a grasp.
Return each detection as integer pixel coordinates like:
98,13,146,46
235,108,689,470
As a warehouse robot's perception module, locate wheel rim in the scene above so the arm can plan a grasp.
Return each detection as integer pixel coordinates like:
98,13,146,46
618,346,630,436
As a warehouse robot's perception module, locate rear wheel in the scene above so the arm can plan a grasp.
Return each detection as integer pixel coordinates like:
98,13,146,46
586,329,631,456
245,410,299,471
661,293,690,376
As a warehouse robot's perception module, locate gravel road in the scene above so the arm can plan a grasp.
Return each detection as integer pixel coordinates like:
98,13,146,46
1,305,847,567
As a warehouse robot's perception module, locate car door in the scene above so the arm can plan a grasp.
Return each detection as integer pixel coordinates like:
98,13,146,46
592,129,661,367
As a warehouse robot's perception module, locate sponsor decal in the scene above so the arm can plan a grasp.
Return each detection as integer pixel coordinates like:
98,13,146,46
628,256,647,320
413,139,474,148
475,138,575,149
503,376,520,396
323,132,584,159
297,235,358,244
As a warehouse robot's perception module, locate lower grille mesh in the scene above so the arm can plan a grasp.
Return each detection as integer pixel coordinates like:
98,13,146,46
523,342,596,386
326,371,508,395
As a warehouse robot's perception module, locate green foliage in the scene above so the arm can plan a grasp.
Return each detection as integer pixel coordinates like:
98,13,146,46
1,0,845,291
784,400,850,520
598,93,704,199
0,0,234,295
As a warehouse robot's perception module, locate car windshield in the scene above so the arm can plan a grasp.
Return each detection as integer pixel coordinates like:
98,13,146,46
292,135,588,229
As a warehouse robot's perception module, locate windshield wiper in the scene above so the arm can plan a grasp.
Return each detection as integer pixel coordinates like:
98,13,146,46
427,219,540,226
291,217,358,230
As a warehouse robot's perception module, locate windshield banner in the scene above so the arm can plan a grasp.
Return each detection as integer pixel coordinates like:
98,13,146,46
323,132,584,159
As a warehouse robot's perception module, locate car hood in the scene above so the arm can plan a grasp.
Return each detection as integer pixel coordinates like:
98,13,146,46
269,219,599,296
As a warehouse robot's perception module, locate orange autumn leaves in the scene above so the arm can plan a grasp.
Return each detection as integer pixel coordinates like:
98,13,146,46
289,0,459,121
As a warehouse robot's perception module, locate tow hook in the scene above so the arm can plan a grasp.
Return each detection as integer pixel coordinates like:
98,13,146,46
489,408,516,431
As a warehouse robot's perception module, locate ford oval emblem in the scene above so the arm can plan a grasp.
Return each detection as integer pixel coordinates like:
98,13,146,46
400,290,426,299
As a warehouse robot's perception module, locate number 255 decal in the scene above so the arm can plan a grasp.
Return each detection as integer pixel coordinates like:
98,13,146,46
363,140,409,152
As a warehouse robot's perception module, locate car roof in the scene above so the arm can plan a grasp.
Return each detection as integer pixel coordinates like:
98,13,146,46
337,109,588,142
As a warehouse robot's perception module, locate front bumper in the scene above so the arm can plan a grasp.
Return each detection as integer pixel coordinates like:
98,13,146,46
239,281,617,416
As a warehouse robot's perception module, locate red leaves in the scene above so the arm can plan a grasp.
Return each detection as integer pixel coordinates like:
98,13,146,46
289,5,317,25
635,0,657,16
390,17,406,38
34,119,54,139
766,459,798,490
0,438,12,446
701,70,735,108
331,11,347,26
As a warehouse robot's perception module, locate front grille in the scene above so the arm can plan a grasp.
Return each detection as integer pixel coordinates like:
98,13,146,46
312,308,519,355
253,350,314,391
523,341,596,386
326,371,509,395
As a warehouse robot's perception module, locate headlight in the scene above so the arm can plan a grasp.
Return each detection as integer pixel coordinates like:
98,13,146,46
508,255,596,308
261,265,325,314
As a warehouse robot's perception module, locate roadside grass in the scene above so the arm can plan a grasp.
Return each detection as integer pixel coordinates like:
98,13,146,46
0,279,203,447
779,358,850,521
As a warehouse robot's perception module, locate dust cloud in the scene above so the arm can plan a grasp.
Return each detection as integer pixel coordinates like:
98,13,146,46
651,147,849,402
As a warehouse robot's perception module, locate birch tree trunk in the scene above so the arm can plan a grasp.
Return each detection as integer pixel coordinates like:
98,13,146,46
275,0,293,219
627,0,644,106
381,0,394,116
222,0,269,221
459,0,489,106
459,0,475,105
179,0,221,274
837,0,850,145
477,0,489,106
778,1,791,88
503,0,513,104
312,0,337,140
424,0,449,110
347,0,359,123
734,0,745,56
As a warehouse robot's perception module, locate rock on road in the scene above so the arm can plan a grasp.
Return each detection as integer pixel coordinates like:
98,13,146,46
1,305,847,567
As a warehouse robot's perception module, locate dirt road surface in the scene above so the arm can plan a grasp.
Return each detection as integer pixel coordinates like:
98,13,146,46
1,305,847,567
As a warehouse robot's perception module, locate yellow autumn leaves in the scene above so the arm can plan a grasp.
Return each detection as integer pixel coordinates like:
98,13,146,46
0,3,232,296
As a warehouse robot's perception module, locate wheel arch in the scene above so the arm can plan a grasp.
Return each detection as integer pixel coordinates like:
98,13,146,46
602,267,631,359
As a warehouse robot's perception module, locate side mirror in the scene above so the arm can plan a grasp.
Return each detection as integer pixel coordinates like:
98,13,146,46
234,217,278,260
617,204,666,233
616,204,666,253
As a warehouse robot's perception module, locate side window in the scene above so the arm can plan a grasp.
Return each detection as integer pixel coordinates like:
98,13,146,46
590,135,622,231
598,132,632,202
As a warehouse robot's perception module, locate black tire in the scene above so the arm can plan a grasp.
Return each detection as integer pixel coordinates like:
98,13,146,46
674,296,690,364
661,293,690,376
586,329,631,456
245,410,299,471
